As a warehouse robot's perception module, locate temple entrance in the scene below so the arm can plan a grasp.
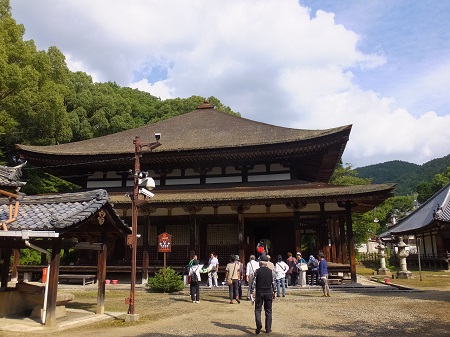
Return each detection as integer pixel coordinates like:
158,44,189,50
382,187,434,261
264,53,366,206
254,225,272,256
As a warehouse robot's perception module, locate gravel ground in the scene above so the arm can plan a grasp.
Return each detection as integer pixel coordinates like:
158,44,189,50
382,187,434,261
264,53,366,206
2,280,450,337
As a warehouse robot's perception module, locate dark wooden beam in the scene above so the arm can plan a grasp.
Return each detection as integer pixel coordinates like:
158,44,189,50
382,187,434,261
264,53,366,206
96,243,107,314
46,238,61,326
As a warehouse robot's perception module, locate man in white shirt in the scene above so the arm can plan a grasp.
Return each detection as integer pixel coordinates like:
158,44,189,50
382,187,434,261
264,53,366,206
207,252,219,287
246,254,260,300
274,255,289,297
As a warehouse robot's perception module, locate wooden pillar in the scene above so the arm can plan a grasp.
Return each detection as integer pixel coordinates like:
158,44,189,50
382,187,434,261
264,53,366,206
0,248,12,289
344,203,357,283
11,249,20,282
330,219,337,263
46,238,61,326
293,208,302,254
339,216,347,264
237,206,245,264
142,213,150,284
97,243,107,314
189,208,197,259
319,203,329,259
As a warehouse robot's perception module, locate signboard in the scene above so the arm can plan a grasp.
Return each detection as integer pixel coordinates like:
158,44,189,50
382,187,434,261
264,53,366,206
157,232,172,253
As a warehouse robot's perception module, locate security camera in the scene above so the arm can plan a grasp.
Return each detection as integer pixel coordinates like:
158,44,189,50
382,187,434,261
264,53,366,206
146,177,155,190
154,133,161,141
139,188,154,198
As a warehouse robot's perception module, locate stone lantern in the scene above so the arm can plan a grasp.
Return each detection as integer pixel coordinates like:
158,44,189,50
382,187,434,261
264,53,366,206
376,240,390,276
396,236,412,279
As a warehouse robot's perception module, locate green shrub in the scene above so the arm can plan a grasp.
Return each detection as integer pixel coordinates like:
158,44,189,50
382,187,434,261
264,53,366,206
147,267,185,293
18,249,42,265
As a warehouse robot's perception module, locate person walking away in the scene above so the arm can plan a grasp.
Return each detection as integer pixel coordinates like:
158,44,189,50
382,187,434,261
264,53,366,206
296,252,307,287
318,252,330,297
274,255,288,297
256,239,266,259
207,252,219,287
225,255,241,304
285,252,295,287
286,252,298,286
189,259,201,303
246,255,260,300
249,254,277,334
307,255,319,286
235,254,244,300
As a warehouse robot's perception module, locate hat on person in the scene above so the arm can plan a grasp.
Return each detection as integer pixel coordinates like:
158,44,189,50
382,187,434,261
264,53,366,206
318,252,325,258
260,254,269,261
296,252,302,256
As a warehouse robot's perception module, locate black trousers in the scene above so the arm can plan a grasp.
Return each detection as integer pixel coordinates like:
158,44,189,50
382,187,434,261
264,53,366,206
254,292,273,332
190,281,199,301
310,269,319,285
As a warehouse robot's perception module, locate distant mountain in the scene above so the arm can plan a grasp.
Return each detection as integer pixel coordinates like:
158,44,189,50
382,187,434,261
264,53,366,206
355,154,450,196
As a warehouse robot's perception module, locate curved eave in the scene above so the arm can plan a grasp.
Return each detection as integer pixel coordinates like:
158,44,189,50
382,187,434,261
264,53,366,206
16,108,351,156
111,183,396,213
17,126,350,184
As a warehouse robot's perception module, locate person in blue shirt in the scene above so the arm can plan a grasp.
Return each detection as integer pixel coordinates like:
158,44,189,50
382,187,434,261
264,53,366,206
318,252,330,297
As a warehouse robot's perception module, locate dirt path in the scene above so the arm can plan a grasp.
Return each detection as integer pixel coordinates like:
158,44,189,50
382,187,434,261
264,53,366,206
2,285,450,337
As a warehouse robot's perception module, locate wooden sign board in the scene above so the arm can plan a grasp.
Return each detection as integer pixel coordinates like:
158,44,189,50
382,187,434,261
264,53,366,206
157,232,172,253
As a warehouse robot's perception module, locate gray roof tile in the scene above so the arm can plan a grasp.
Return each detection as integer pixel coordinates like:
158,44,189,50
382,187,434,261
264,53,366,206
0,189,129,233
382,182,450,236
0,163,26,188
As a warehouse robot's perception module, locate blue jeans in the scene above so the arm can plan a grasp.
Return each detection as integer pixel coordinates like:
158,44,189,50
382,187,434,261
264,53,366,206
276,277,286,297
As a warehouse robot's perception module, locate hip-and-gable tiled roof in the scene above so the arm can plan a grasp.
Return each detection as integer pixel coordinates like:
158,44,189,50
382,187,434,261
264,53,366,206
16,106,351,156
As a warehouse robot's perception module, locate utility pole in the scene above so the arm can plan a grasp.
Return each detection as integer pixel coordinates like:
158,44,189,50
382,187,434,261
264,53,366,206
126,134,160,321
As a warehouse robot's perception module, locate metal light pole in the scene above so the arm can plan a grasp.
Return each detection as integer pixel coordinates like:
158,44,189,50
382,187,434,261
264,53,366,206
128,135,160,317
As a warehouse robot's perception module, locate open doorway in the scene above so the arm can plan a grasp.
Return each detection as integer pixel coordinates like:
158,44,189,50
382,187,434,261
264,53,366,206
254,226,272,255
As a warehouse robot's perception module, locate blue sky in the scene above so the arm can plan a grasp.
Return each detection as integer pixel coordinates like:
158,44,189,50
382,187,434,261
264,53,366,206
10,0,450,168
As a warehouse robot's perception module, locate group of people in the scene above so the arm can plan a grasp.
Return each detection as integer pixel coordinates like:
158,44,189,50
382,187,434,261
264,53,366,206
188,250,330,334
188,252,220,302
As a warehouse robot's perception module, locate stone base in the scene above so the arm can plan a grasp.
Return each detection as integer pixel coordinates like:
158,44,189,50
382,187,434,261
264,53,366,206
124,313,140,322
377,268,391,276
31,305,67,319
396,270,413,279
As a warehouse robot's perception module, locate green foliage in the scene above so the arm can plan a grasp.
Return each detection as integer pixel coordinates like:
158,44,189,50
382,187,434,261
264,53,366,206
356,156,450,196
147,267,185,293
21,168,80,195
416,166,450,203
331,161,371,185
18,248,42,265
0,3,239,165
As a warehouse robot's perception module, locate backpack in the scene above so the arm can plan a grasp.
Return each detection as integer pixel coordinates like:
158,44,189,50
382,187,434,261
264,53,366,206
257,243,265,254
191,267,199,282
312,259,319,268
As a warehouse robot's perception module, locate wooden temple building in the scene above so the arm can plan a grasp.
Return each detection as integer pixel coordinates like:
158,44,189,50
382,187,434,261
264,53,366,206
380,182,450,270
16,101,396,282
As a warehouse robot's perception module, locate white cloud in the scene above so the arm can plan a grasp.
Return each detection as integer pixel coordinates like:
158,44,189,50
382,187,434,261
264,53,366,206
10,0,450,167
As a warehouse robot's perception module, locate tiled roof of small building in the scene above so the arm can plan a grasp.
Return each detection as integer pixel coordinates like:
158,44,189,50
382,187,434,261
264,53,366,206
0,163,26,188
382,182,450,236
0,189,129,233
16,106,351,155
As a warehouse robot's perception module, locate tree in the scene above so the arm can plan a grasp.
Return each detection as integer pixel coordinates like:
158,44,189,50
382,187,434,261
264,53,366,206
416,166,450,203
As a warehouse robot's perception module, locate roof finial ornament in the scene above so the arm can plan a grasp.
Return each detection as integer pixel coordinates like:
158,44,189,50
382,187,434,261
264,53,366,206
197,99,214,109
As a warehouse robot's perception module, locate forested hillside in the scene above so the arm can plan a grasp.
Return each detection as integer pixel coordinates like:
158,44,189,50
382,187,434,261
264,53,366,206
356,154,450,196
0,1,238,164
